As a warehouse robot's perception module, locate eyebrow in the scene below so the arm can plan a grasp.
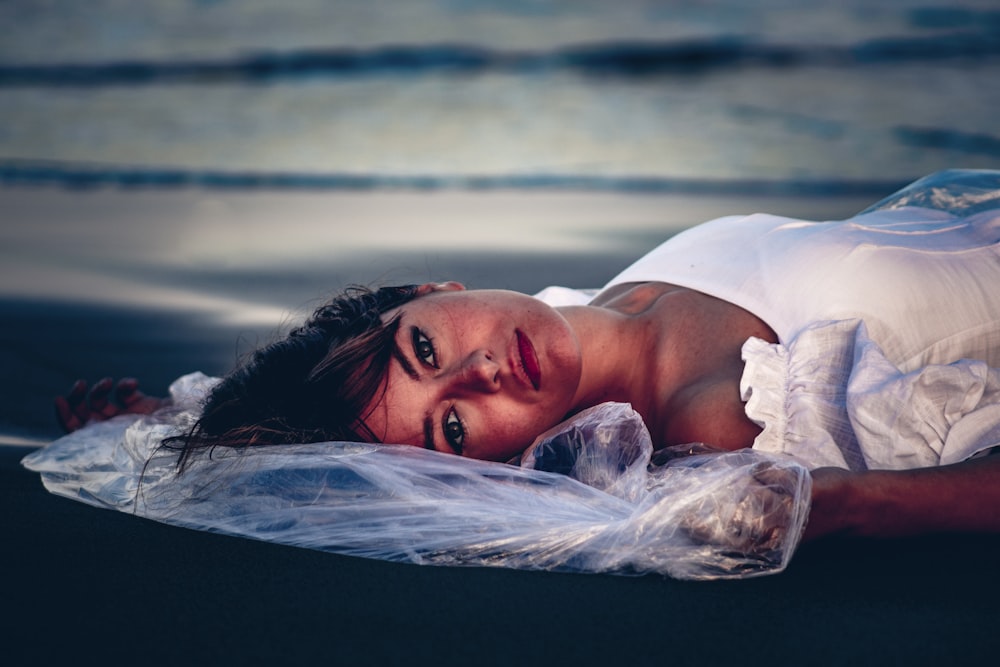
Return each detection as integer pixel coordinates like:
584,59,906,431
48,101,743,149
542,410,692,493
391,332,434,450
391,335,420,381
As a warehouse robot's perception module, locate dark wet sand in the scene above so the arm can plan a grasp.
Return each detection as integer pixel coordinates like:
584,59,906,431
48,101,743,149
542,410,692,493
4,185,998,664
5,442,998,665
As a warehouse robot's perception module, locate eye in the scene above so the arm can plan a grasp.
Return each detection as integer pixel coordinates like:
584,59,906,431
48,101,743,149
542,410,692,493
411,327,437,368
443,408,465,454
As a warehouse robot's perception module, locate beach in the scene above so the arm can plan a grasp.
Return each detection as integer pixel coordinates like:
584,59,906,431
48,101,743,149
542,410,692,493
5,0,1000,662
4,183,1000,665
2,440,996,665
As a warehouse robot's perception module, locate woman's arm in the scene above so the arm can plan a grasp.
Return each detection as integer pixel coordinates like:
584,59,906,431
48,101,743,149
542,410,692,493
55,377,166,433
805,455,1000,540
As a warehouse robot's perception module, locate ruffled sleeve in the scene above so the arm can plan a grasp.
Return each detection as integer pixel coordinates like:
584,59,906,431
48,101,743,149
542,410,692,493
741,319,1000,471
741,320,865,470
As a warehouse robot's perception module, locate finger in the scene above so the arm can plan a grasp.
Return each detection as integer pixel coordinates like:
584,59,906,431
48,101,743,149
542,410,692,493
54,395,83,433
115,377,142,406
66,379,88,406
752,463,799,496
88,377,113,406
88,377,117,420
67,380,92,423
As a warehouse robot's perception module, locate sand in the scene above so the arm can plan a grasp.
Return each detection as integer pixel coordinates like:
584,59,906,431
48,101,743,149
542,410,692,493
3,183,998,664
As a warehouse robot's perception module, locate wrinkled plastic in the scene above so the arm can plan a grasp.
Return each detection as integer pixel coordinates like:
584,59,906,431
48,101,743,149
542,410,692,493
862,168,1000,216
23,373,811,580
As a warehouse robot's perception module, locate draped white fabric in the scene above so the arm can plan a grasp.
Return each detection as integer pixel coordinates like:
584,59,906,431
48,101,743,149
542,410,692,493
743,320,1000,470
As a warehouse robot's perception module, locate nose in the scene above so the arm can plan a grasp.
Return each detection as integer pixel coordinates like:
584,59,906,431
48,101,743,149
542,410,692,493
454,350,500,394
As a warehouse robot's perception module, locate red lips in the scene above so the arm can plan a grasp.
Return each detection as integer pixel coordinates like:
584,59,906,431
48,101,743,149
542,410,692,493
516,330,541,390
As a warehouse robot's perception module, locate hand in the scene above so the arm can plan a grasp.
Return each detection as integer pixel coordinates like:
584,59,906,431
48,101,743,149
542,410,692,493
54,377,166,433
679,460,804,561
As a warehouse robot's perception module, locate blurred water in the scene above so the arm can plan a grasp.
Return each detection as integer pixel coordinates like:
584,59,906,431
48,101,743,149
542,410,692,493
1,0,999,187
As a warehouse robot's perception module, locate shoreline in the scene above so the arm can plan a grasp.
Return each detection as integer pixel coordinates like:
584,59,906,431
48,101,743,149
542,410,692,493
0,434,48,447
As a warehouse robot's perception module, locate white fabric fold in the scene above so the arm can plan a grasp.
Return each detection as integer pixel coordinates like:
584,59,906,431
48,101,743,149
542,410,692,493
742,320,1000,470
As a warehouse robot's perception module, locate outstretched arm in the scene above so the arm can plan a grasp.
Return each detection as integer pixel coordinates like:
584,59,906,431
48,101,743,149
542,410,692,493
55,377,166,433
805,455,1000,540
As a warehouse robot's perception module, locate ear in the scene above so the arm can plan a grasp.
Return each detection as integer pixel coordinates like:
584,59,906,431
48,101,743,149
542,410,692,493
416,281,466,296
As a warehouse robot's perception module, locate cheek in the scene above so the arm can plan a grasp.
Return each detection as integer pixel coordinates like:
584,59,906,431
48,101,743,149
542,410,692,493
475,403,563,460
364,382,426,446
538,316,582,388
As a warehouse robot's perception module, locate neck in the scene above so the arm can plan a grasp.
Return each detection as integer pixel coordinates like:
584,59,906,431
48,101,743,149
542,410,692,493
557,304,675,422
557,285,771,447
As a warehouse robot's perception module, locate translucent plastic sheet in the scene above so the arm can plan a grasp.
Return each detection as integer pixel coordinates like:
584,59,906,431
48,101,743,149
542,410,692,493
862,168,1000,216
23,374,811,580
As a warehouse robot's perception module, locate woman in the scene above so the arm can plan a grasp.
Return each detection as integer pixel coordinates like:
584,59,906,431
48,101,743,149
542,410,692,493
57,170,1000,542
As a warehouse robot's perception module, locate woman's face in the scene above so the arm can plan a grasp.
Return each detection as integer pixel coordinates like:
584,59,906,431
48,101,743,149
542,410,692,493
361,283,583,461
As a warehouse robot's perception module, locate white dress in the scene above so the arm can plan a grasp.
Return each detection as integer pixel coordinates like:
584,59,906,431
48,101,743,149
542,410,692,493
537,203,1000,470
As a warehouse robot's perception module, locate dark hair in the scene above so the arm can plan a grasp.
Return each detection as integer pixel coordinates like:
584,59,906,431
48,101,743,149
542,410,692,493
163,284,422,470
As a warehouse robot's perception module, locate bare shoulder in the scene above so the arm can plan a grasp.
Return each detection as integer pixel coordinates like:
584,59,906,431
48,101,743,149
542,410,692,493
589,281,684,314
659,373,762,451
